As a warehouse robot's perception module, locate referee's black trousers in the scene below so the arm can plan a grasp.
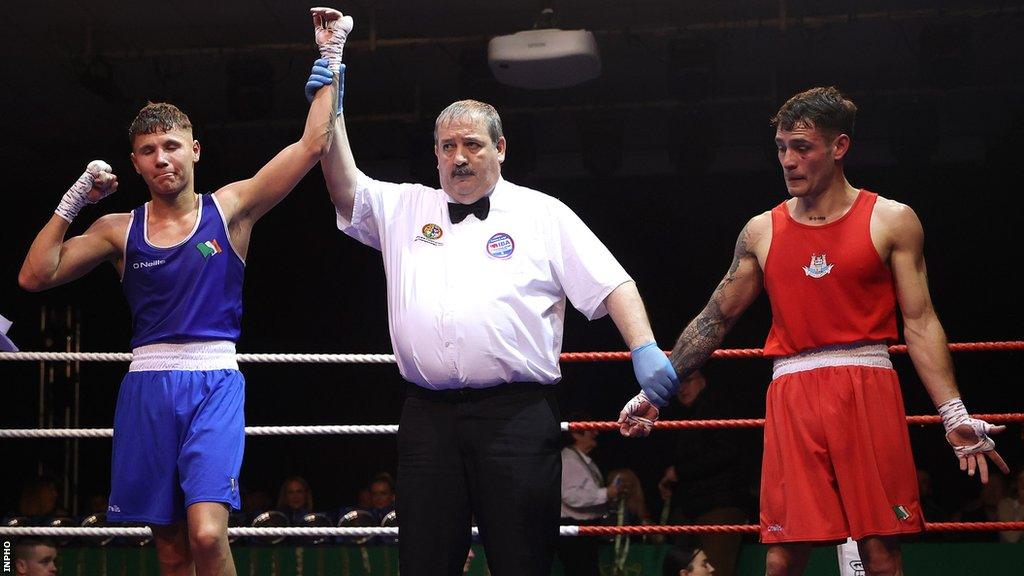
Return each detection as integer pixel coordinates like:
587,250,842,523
397,383,561,576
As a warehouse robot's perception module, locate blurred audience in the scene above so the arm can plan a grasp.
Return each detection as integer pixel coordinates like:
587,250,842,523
607,468,651,528
242,486,272,521
558,412,625,576
907,467,949,542
997,469,1024,543
87,493,109,516
276,476,314,525
952,472,1008,542
659,371,750,576
16,476,67,521
368,472,397,522
356,486,373,510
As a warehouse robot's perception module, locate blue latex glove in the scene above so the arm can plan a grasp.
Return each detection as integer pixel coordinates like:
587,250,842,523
305,58,345,113
630,342,678,407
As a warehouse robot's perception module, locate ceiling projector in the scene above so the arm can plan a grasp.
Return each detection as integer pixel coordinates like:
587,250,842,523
488,28,601,89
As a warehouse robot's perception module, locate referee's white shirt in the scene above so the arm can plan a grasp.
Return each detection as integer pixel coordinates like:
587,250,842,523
338,173,631,390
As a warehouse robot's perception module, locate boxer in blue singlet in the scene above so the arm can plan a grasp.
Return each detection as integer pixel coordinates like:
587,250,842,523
19,60,341,575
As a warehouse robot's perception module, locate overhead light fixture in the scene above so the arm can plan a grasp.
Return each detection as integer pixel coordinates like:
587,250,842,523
488,8,600,90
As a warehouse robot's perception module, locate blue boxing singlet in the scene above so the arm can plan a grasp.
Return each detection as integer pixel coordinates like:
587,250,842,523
122,194,245,348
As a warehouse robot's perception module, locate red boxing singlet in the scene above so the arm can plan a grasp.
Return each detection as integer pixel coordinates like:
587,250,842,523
763,190,898,357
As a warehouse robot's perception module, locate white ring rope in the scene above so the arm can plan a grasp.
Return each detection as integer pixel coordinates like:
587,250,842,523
0,526,585,537
0,352,396,363
0,425,404,439
1,423,570,439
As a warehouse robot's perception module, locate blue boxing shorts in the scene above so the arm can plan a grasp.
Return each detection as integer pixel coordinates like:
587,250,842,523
108,354,245,524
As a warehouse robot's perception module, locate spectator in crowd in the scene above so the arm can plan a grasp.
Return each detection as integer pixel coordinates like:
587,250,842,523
241,487,272,522
659,371,750,576
87,493,109,516
997,469,1024,543
13,538,59,576
606,468,651,528
952,472,1008,542
906,468,949,543
915,468,948,523
558,413,625,575
16,476,67,521
356,486,373,510
276,476,314,525
663,543,715,576
369,472,397,522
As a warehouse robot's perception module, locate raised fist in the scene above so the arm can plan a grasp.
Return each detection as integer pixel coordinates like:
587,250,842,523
86,160,118,204
310,7,353,71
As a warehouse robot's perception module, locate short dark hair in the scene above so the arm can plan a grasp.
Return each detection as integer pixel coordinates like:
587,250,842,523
770,86,857,137
561,411,592,447
370,472,395,493
662,544,701,576
13,538,57,561
129,102,193,145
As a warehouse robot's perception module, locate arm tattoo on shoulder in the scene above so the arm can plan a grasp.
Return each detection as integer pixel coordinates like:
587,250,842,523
719,226,749,289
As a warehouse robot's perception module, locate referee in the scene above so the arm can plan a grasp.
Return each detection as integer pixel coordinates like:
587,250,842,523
306,9,678,576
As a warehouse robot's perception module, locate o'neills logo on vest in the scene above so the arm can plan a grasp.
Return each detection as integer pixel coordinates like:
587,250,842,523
132,259,167,270
802,253,834,278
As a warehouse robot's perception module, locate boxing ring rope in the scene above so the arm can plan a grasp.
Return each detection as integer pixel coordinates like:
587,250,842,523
1,340,1022,364
3,340,1021,540
5,522,1024,539
3,414,1024,439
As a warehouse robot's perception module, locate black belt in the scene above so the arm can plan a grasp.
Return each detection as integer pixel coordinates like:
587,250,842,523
406,382,551,402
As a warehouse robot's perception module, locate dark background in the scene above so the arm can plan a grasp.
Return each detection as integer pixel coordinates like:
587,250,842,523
1,1,1021,521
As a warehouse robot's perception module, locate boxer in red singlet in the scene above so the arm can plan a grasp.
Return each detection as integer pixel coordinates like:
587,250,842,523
618,87,1009,576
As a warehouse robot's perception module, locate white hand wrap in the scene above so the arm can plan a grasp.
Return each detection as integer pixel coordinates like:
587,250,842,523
315,12,353,73
55,160,113,223
621,392,659,431
938,397,997,456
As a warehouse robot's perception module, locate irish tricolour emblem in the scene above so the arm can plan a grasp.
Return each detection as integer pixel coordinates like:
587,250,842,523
802,253,834,278
196,239,222,258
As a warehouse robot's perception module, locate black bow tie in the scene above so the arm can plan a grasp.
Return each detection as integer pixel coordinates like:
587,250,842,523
448,196,490,224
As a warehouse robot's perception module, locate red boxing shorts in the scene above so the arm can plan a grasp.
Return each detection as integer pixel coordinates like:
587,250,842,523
760,344,924,543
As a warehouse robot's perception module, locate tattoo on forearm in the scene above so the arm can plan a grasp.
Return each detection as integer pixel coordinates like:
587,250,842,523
671,297,729,377
670,226,751,377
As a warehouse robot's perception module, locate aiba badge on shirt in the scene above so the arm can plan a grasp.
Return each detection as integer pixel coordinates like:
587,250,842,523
486,232,515,259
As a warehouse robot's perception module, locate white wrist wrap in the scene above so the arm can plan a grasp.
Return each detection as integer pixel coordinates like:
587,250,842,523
55,170,96,223
937,397,969,435
317,16,353,72
622,392,659,428
938,397,997,456
55,161,113,223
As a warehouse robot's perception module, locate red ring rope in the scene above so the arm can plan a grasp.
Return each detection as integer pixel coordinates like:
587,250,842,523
568,413,1024,431
576,521,1024,535
558,341,1024,362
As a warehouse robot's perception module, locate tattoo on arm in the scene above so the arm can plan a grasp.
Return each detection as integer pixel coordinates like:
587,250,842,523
670,226,752,377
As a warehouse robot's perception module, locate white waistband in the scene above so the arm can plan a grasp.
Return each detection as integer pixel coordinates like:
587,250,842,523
772,342,892,380
129,341,238,372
